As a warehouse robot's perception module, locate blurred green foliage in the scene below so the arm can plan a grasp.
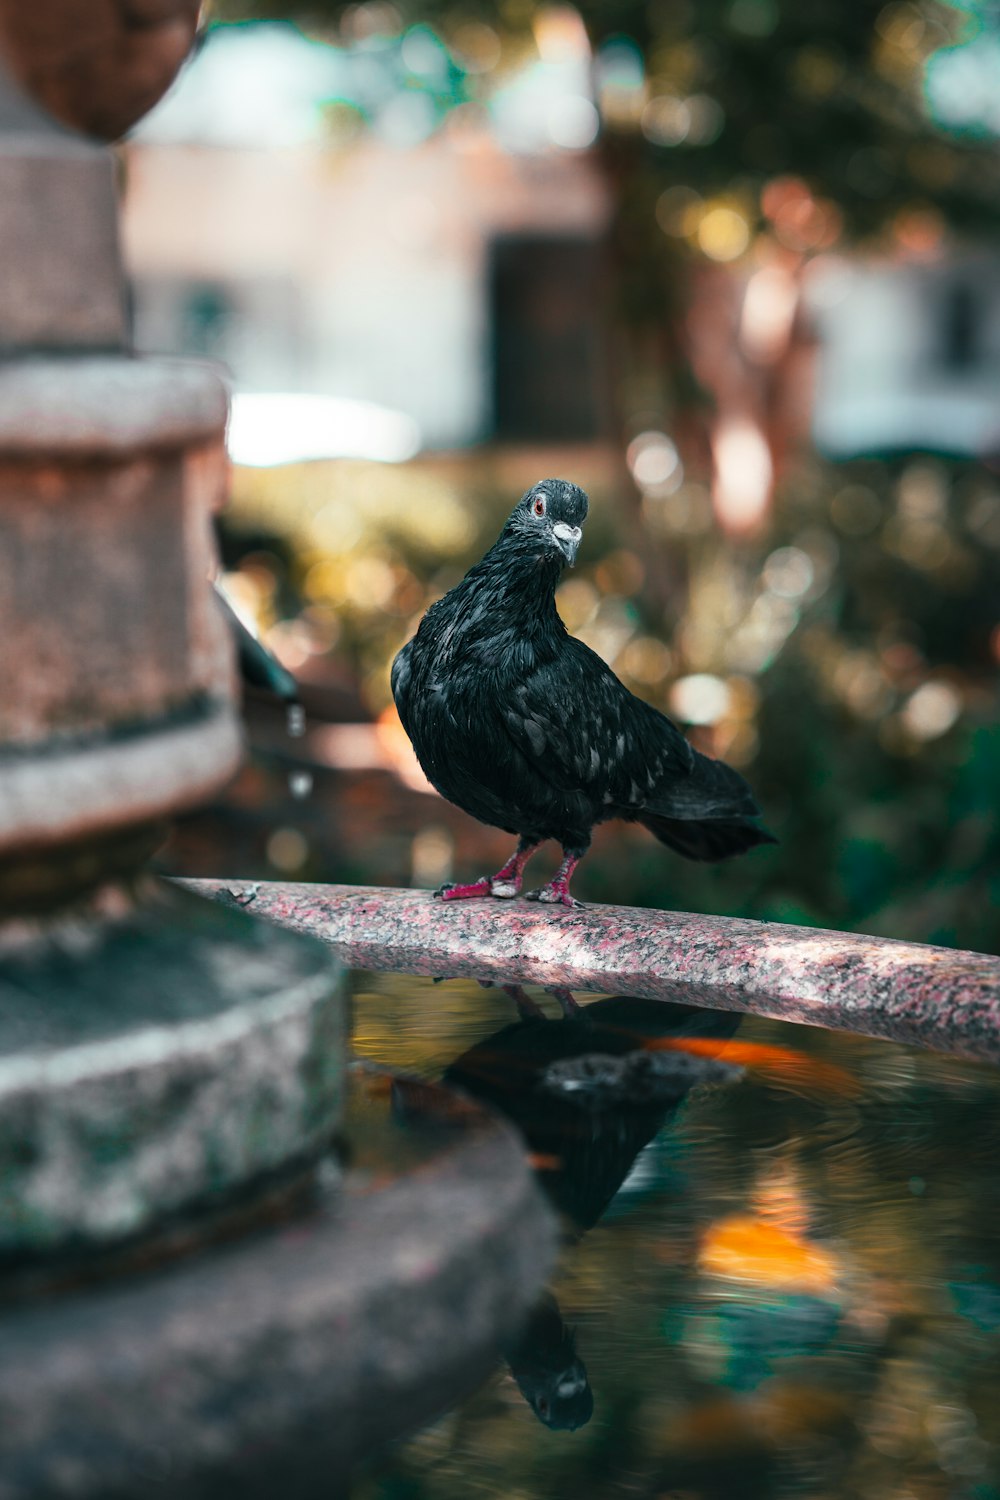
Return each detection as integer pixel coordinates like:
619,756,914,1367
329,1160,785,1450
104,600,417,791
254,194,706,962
212,0,1000,237
208,0,1000,952
223,447,1000,951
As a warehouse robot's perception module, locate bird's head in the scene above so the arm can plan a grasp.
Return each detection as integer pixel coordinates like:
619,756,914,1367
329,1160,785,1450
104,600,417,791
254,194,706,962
506,479,589,567
519,1355,593,1431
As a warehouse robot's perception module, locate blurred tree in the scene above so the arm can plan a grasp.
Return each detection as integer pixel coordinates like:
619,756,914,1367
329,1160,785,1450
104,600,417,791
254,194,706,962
196,0,1000,953
208,0,1000,582
209,0,1000,438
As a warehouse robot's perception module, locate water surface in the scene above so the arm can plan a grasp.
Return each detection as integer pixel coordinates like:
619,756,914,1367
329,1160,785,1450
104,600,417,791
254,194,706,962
350,972,1000,1500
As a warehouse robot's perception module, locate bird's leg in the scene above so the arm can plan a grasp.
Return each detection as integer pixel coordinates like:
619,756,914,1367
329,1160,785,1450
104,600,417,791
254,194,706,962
435,837,540,901
472,976,546,1018
525,847,586,909
501,983,547,1020
545,985,584,1018
489,837,542,897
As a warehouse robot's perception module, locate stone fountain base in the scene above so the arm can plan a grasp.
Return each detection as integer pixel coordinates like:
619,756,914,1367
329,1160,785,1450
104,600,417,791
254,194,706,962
0,1066,556,1498
0,879,344,1259
0,38,563,1500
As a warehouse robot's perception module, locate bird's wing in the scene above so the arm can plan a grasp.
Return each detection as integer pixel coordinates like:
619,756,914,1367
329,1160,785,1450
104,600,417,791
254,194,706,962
390,640,413,732
500,638,694,804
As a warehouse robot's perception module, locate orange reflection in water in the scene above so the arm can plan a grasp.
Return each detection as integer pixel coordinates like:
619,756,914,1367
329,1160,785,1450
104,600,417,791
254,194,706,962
699,1214,840,1294
643,1036,862,1097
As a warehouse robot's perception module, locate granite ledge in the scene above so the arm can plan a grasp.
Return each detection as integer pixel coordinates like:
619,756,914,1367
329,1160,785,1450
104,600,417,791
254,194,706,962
182,880,1000,1065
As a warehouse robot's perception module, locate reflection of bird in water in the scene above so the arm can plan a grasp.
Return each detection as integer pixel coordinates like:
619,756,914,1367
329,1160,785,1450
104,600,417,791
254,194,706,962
444,996,743,1231
501,1292,592,1432
439,995,745,1431
392,479,774,906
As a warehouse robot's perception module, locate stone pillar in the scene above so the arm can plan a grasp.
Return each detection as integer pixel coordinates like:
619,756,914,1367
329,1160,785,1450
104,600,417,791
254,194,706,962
0,27,558,1490
0,19,344,1257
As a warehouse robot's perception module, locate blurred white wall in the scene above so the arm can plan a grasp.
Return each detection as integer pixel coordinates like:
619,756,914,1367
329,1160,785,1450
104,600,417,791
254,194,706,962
809,254,1000,459
119,21,610,455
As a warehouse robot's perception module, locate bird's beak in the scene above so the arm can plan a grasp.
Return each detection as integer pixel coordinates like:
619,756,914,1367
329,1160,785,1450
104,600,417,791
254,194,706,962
552,522,582,565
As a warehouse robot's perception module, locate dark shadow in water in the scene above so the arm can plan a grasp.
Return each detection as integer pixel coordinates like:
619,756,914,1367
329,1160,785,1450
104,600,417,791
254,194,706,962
437,996,746,1430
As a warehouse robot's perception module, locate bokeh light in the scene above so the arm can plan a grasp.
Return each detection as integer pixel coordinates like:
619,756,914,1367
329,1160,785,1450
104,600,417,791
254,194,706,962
626,430,684,494
901,680,962,740
697,204,751,261
670,673,733,725
713,416,773,530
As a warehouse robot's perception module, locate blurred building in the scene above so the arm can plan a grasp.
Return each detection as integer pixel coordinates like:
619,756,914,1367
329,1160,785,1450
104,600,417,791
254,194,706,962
809,252,1000,461
121,20,612,457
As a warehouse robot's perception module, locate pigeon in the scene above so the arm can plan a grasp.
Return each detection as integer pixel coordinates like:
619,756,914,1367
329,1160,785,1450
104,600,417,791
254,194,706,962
391,478,775,907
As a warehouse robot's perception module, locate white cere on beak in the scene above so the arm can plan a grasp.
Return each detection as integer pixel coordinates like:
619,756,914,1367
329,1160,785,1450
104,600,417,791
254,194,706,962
553,522,582,545
557,1374,587,1398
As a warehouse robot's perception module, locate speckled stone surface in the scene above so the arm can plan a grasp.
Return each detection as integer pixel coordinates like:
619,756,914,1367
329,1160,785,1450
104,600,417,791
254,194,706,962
0,1066,556,1498
0,879,344,1256
185,880,1000,1065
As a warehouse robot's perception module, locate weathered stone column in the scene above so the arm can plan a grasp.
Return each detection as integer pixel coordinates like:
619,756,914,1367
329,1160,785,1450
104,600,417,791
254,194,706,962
0,24,556,1491
0,19,345,1258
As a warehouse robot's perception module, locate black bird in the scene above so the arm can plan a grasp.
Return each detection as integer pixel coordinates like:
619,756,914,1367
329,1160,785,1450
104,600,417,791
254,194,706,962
392,479,775,906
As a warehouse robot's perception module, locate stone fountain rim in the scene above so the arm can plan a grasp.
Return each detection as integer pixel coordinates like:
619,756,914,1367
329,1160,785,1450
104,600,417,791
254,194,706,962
0,353,228,456
0,697,242,854
0,949,333,1101
0,880,345,1255
183,879,1000,1066
0,1065,556,1495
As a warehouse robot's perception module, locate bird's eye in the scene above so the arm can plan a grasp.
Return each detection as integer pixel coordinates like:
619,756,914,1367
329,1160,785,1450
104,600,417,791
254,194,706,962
533,495,547,518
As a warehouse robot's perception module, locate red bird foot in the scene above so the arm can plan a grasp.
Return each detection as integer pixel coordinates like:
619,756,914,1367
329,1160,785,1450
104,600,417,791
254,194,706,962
501,983,547,1019
525,884,582,909
524,852,583,908
435,876,499,901
434,839,541,901
434,874,529,901
545,985,584,1017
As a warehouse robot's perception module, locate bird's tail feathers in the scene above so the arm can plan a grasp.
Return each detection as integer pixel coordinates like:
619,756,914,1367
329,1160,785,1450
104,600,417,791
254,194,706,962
640,811,777,863
655,748,763,820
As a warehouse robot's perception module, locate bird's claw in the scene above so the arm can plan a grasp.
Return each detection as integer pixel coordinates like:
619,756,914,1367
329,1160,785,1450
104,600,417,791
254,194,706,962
501,983,547,1020
434,874,522,900
434,876,491,900
525,885,582,908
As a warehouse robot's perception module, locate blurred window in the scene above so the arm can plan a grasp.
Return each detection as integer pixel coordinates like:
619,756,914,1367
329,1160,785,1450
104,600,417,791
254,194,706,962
939,278,980,373
183,283,233,359
132,275,303,390
489,235,606,441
